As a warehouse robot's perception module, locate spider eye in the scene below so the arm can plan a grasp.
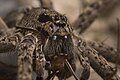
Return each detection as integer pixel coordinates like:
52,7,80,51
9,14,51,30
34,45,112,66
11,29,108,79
50,24,53,28
38,13,52,23
54,16,59,21
64,35,67,39
61,16,67,22
53,35,57,40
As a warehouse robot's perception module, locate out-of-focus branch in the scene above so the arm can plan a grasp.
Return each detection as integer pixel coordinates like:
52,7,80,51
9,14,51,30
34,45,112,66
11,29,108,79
0,61,17,80
88,19,120,65
17,0,40,8
3,10,24,28
39,0,53,9
0,17,14,37
4,0,41,28
0,17,8,36
4,0,54,28
73,0,119,34
117,18,120,65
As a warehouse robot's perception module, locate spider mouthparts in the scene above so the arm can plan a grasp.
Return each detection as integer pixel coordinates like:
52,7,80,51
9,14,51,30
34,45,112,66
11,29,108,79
60,53,68,57
52,35,68,40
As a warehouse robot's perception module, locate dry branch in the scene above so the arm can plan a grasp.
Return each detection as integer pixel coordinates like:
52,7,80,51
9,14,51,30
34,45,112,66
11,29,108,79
0,17,9,36
73,0,119,34
39,0,53,9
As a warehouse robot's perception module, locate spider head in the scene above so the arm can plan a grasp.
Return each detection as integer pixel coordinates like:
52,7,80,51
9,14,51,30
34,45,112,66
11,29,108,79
38,9,70,36
41,9,74,54
38,9,67,27
51,14,67,27
41,9,75,71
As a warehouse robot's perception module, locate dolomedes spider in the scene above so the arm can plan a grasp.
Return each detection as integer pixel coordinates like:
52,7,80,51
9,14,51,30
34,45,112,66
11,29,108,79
0,0,120,80
0,8,89,80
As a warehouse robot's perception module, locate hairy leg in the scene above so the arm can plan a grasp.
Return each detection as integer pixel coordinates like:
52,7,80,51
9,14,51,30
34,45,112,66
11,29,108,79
76,50,90,80
34,40,46,80
88,41,120,64
17,33,36,80
76,37,119,80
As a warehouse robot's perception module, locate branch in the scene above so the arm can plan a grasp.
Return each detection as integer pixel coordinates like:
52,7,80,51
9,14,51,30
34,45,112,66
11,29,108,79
73,0,119,34
39,0,53,9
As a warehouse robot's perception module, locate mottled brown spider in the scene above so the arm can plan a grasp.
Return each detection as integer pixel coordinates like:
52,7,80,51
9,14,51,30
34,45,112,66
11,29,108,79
0,8,84,80
0,0,120,80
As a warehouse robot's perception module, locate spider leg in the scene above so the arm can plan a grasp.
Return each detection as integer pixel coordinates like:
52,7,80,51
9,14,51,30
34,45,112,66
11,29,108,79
76,50,90,80
17,33,36,80
51,71,58,80
73,0,119,34
76,37,120,80
46,71,58,80
34,41,46,80
88,41,120,65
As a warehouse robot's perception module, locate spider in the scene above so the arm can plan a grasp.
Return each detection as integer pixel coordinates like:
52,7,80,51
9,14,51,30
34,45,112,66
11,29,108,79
0,0,120,80
0,7,90,80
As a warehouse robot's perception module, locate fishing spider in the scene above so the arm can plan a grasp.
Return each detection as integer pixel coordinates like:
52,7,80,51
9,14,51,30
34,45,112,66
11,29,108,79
0,0,120,80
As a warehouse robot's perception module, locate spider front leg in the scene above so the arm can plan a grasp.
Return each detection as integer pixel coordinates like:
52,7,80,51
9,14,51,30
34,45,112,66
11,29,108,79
76,51,90,80
88,41,120,65
17,33,36,80
76,37,120,80
34,40,46,80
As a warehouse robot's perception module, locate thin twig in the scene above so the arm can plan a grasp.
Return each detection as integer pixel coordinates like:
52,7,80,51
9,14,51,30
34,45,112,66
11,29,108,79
39,0,53,9
65,59,79,80
116,18,120,65
73,0,119,34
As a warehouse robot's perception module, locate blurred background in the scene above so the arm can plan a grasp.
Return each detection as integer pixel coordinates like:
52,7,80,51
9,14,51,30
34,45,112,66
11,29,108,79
0,0,120,80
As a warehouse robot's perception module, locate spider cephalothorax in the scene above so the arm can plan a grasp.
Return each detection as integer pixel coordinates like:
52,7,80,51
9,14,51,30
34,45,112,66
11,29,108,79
38,8,76,79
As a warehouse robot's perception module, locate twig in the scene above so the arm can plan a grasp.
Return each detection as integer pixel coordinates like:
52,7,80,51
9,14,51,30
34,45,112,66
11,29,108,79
39,0,53,9
116,18,120,65
0,17,9,36
73,0,119,34
65,59,79,80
